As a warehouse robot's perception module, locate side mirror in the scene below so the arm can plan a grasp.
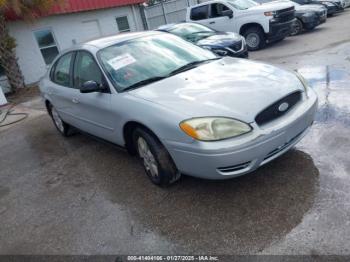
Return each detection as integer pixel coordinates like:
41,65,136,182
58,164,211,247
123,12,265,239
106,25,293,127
80,80,106,93
222,9,233,19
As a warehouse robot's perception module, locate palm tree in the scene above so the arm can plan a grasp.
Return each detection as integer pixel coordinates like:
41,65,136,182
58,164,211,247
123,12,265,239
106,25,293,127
0,0,63,92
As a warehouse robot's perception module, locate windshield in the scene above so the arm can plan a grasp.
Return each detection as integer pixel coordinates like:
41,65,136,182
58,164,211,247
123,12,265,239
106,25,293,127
227,0,258,9
168,23,215,42
98,34,216,91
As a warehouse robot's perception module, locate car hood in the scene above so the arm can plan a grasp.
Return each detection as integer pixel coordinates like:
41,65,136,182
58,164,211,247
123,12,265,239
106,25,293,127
128,58,304,123
196,32,243,47
249,1,294,11
296,4,327,10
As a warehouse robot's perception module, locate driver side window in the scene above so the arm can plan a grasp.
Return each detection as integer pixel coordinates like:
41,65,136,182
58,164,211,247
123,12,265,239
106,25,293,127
210,3,230,18
73,51,105,89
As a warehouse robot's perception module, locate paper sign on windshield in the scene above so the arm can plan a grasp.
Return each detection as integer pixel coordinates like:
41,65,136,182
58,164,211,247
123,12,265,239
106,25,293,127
107,53,136,71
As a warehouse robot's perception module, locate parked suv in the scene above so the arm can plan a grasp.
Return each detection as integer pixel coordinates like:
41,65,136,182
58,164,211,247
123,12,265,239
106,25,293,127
186,0,296,50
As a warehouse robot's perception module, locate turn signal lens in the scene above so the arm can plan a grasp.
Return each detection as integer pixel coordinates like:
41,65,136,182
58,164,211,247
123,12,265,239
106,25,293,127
264,11,274,16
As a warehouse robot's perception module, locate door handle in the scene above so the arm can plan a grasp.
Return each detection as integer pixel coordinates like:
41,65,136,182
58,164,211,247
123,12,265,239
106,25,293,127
72,98,79,104
209,21,215,24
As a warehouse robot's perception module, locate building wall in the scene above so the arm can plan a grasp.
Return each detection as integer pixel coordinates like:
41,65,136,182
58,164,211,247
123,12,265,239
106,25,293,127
7,5,144,85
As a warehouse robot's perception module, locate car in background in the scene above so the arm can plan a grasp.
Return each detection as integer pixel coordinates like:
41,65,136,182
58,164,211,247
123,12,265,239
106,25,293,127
39,32,318,186
291,0,343,15
186,0,296,51
289,1,327,34
255,0,327,35
157,22,248,58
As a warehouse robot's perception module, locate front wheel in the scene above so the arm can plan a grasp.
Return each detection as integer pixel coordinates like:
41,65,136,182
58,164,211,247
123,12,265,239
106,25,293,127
290,19,303,36
243,26,266,51
133,128,181,186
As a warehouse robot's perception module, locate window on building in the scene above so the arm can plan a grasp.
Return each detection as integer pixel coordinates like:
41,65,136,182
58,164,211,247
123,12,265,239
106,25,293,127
0,65,5,78
52,52,73,87
116,16,130,32
34,29,60,65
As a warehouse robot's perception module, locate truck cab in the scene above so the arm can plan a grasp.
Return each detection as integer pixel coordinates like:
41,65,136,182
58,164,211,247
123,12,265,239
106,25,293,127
186,0,296,50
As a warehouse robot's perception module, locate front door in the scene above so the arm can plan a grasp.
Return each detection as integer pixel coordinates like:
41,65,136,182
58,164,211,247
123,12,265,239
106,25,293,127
72,51,116,141
207,3,236,32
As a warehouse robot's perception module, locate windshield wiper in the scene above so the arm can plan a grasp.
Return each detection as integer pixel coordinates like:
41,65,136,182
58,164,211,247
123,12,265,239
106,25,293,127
122,76,167,92
167,58,220,77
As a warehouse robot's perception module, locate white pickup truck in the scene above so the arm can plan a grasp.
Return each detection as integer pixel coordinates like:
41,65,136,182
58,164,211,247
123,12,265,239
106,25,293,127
186,0,296,50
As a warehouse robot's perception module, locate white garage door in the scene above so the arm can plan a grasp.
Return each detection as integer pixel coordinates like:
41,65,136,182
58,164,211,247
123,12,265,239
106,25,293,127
79,20,102,43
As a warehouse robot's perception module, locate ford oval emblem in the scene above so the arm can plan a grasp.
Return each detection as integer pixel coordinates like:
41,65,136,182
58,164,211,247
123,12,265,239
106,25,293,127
278,102,289,112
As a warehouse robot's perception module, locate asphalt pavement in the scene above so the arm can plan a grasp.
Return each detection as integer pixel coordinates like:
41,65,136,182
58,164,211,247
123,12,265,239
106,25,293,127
0,10,350,256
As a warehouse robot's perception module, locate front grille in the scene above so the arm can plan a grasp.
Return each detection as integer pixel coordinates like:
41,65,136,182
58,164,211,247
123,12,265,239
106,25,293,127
218,161,251,174
274,7,295,23
228,40,243,52
255,91,302,126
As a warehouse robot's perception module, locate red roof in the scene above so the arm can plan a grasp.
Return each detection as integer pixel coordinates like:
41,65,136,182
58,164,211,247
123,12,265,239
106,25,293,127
6,0,145,20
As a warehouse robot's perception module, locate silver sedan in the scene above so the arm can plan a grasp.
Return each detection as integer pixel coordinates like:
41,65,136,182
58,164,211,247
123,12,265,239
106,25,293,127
39,31,318,186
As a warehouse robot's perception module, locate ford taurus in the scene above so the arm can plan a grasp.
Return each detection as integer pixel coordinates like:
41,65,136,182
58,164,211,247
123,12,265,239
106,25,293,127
39,32,318,186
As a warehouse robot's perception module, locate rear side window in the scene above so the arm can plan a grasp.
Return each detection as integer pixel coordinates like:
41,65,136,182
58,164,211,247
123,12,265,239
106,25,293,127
52,53,73,87
190,5,209,20
210,3,230,18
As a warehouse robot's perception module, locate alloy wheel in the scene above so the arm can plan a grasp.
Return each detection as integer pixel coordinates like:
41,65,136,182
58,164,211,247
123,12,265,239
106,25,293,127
246,33,260,49
51,107,64,133
137,137,159,178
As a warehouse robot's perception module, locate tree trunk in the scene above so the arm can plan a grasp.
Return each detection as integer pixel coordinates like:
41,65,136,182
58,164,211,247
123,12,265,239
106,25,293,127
0,12,25,92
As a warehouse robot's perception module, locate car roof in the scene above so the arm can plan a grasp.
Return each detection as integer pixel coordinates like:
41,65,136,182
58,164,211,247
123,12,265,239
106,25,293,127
69,31,164,52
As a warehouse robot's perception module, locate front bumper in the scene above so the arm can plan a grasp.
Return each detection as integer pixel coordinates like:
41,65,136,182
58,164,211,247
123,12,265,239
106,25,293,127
225,40,249,58
164,90,318,180
301,15,320,29
267,19,296,42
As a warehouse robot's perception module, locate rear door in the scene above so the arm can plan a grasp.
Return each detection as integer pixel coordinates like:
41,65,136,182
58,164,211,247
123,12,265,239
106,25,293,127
189,3,235,32
48,52,80,125
72,50,116,141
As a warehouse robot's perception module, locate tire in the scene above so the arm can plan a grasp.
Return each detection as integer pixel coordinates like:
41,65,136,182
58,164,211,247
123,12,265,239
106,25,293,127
48,103,71,137
133,128,181,186
290,19,303,36
243,26,266,51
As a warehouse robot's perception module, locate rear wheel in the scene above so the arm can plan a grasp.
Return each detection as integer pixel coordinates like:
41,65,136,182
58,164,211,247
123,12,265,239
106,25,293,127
290,19,303,36
48,103,71,137
133,128,181,186
243,26,266,51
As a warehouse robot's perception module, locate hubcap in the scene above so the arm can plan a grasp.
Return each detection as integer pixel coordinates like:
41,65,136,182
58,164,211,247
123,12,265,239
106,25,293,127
52,107,64,133
246,33,260,48
137,137,159,178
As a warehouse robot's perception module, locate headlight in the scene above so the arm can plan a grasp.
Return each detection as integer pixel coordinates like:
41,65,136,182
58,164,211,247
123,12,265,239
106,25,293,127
201,46,227,56
264,11,276,16
302,12,314,17
180,117,252,141
294,71,310,98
